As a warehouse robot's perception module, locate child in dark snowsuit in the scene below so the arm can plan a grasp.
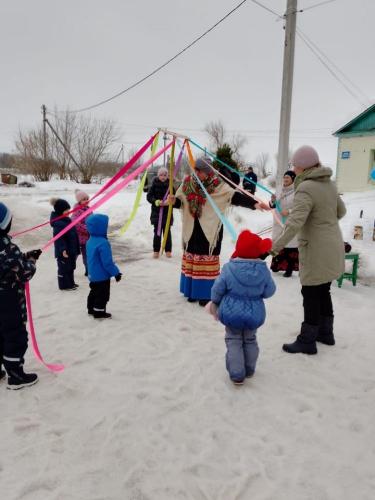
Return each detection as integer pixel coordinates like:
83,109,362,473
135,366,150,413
146,167,174,258
71,190,90,276
86,214,121,319
50,198,80,291
210,230,276,385
0,202,41,389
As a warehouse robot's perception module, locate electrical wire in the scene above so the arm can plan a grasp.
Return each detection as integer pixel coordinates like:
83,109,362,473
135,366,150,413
300,0,338,12
297,28,370,105
296,29,368,107
249,0,282,18
69,0,249,113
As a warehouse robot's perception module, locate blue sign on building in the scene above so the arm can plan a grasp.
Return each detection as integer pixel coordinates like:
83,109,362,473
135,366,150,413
341,151,351,159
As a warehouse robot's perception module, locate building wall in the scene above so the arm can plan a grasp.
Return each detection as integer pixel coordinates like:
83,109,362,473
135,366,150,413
336,135,375,192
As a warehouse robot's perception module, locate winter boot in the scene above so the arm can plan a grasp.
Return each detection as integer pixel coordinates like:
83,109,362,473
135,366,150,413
316,316,335,346
198,299,210,307
93,310,112,319
282,322,318,355
4,362,38,390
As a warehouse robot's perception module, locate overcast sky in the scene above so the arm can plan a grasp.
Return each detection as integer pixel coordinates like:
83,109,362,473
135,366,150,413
1,0,374,169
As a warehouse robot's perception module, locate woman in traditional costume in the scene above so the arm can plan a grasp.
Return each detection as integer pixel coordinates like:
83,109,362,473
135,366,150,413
169,157,267,306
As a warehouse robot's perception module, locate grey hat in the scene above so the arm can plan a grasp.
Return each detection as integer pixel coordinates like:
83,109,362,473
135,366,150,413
195,157,212,174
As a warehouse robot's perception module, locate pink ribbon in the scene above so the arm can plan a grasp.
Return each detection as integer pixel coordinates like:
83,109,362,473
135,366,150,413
43,139,173,251
25,282,65,372
10,133,158,239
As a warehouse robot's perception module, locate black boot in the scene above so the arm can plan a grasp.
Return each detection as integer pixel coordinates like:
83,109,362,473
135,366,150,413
283,322,318,355
198,299,210,307
316,316,335,345
4,361,38,390
93,310,112,319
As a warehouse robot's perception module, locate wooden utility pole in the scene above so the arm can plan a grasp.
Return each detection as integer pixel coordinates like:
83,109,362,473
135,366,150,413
276,0,297,193
42,104,47,161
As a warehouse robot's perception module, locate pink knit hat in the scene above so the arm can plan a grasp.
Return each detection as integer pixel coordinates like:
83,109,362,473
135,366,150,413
291,145,320,170
75,190,89,203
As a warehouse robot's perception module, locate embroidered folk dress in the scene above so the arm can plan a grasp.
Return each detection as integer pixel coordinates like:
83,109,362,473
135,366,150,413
175,175,257,301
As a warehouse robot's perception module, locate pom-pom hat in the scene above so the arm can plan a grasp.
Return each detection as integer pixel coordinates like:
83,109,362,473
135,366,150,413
291,145,320,170
0,202,12,231
75,190,89,203
231,230,272,259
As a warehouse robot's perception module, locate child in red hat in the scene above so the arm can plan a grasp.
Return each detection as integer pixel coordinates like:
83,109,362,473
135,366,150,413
210,230,276,385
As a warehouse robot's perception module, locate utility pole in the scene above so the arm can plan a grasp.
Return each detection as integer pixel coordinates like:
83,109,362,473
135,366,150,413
276,0,297,194
42,104,47,161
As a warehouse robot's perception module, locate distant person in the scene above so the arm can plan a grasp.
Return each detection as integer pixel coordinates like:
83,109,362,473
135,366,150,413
71,190,90,276
50,198,80,291
146,167,176,258
271,146,346,355
242,166,257,195
0,202,41,389
86,214,122,319
209,230,276,385
269,170,299,277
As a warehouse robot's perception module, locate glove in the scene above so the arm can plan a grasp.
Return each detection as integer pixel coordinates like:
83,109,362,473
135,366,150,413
259,252,270,260
26,249,42,260
115,273,122,282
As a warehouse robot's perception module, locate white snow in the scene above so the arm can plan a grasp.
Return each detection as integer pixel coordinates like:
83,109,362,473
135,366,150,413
1,179,375,500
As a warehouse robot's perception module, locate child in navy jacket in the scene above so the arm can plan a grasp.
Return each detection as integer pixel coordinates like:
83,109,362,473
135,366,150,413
50,198,80,290
86,214,121,319
210,230,276,385
0,202,41,389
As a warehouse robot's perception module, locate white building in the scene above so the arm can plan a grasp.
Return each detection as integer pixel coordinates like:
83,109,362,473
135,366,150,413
334,104,375,192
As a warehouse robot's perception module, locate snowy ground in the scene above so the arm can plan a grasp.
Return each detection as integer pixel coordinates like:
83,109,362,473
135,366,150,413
1,179,375,500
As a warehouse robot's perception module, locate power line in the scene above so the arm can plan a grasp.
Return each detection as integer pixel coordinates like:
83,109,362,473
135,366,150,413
296,29,368,107
69,0,249,113
249,0,282,18
297,28,370,105
300,0,338,12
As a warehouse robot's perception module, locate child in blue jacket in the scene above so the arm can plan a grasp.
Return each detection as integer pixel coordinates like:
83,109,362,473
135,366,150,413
50,198,80,290
86,214,122,319
210,230,276,385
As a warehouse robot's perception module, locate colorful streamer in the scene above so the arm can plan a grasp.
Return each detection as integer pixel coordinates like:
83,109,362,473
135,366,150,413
25,282,64,373
116,133,160,236
187,146,237,242
11,133,158,239
42,140,173,252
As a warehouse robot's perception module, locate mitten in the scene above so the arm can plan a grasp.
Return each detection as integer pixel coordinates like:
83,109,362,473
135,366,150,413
26,249,42,260
115,273,122,282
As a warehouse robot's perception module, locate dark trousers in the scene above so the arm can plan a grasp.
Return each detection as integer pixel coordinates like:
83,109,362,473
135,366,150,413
0,289,28,368
301,282,333,325
57,257,76,290
87,280,110,313
153,223,172,253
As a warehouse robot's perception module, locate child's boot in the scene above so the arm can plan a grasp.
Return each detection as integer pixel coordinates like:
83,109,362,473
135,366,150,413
282,322,318,355
93,310,112,319
316,316,335,345
4,361,38,390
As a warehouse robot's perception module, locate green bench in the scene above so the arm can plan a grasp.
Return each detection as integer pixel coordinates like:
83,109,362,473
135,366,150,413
337,253,359,288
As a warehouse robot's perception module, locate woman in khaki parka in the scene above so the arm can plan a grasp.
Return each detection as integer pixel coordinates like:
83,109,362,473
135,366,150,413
272,145,346,355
